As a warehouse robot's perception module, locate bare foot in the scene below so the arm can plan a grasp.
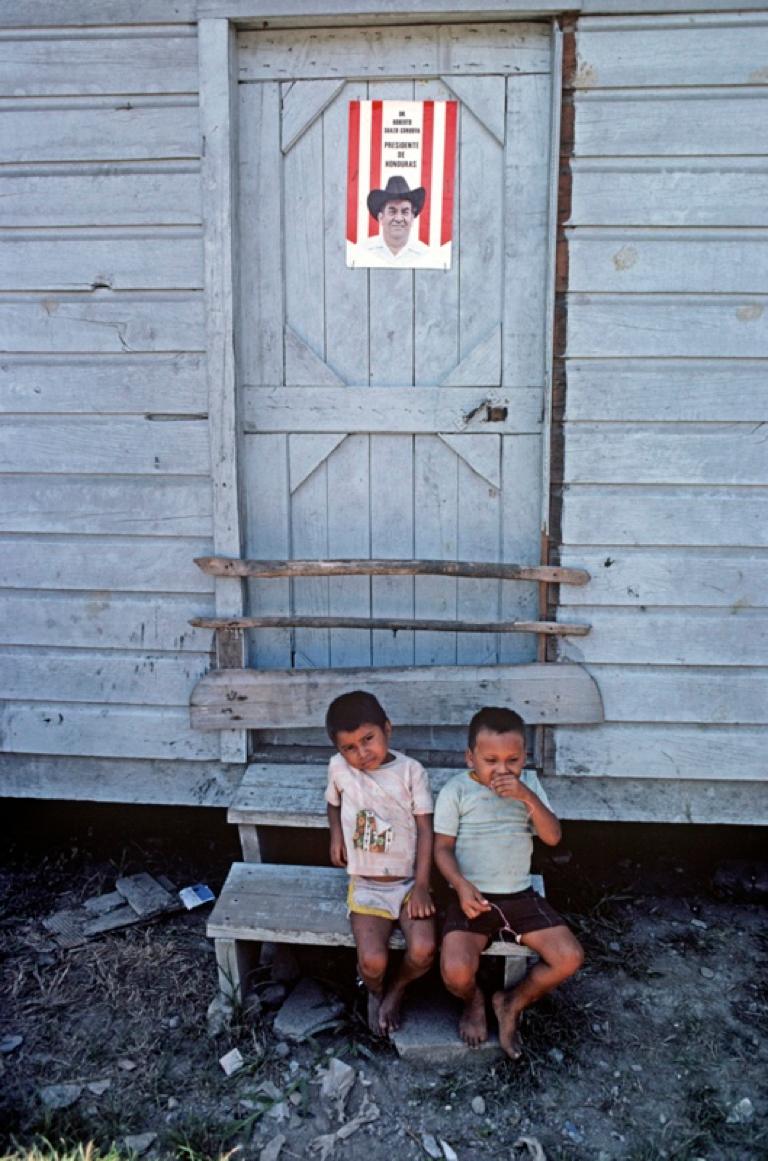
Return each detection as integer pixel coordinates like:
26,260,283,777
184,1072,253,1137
378,986,405,1034
367,990,384,1035
492,990,523,1060
459,987,487,1048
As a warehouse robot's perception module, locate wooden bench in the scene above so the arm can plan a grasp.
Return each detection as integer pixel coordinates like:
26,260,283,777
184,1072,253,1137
208,862,546,1002
190,557,602,1008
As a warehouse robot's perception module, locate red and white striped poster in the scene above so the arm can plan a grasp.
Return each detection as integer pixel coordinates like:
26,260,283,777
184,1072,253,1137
346,99,458,270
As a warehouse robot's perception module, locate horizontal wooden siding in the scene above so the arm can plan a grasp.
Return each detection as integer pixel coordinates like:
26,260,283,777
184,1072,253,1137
0,22,218,799
557,12,768,816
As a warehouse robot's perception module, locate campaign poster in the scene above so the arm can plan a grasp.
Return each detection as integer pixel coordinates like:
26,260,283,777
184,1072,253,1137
346,99,458,270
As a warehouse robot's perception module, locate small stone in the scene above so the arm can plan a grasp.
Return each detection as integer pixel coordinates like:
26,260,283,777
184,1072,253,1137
259,1133,286,1161
124,1133,157,1155
273,979,344,1042
562,1120,584,1144
421,1134,442,1160
274,1042,290,1058
726,1097,754,1124
40,1083,82,1109
700,967,715,979
0,1035,23,1054
548,1047,564,1064
207,994,234,1037
690,919,708,929
118,1058,138,1071
86,1079,111,1095
261,984,288,1007
440,1142,458,1161
167,1098,179,1110
167,1015,180,1029
219,1047,245,1076
608,941,621,952
471,1096,486,1115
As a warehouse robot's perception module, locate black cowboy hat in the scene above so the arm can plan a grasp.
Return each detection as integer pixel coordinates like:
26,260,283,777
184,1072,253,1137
367,175,426,220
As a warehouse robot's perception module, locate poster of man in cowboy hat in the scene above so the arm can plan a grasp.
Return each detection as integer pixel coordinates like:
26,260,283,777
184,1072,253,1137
346,100,458,270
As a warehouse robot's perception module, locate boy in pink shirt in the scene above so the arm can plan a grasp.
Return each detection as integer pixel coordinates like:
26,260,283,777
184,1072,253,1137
325,690,435,1035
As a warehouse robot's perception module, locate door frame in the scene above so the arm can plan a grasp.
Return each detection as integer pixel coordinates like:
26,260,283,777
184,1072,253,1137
197,8,565,763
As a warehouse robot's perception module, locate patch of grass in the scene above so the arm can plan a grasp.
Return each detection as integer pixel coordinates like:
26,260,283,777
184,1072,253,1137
164,1115,243,1161
1,1140,124,1161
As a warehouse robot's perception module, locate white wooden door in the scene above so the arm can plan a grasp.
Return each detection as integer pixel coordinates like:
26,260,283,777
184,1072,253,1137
237,22,554,677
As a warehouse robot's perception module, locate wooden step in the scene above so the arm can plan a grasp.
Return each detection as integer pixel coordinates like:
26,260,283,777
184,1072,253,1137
207,862,539,1002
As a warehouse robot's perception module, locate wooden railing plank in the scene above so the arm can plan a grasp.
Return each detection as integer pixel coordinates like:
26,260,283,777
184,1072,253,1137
194,556,590,586
190,614,589,636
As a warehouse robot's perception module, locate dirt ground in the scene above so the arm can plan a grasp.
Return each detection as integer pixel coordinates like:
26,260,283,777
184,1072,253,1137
1,801,766,1161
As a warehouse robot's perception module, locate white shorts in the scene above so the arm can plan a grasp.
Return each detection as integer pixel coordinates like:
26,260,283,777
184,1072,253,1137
347,875,414,921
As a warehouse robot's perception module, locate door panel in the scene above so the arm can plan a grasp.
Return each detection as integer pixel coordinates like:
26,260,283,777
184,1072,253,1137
237,22,553,675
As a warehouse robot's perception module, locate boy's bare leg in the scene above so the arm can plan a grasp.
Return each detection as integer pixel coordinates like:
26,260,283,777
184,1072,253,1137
350,912,395,1034
378,911,435,1033
440,930,490,1047
492,925,584,1059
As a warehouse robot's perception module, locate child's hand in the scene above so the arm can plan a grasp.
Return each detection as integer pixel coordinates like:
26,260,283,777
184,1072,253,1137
458,881,492,919
491,773,527,800
407,884,435,919
329,836,347,867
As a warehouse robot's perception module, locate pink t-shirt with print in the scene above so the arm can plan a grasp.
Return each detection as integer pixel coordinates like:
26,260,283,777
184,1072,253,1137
325,749,433,878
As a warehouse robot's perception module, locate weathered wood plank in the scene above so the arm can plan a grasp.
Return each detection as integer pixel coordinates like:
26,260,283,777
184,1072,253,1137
0,591,213,651
567,295,768,359
561,485,768,549
369,436,415,668
0,164,201,228
243,434,292,669
191,615,589,635
557,608,768,666
570,665,768,726
414,435,457,666
568,229,768,295
0,354,207,415
0,293,205,353
503,70,552,387
0,753,241,806
569,158,768,228
231,763,461,826
239,22,550,81
500,436,542,665
0,417,209,475
574,89,766,158
564,360,767,422
0,97,199,164
0,3,196,25
0,648,211,706
242,386,544,434
556,723,767,781
199,18,246,765
545,774,768,826
564,423,768,486
0,230,203,292
208,862,532,962
237,81,283,386
195,557,588,584
574,13,768,89
190,662,603,729
1,702,219,761
0,536,213,593
0,28,197,97
559,548,768,609
327,434,372,667
2,476,212,536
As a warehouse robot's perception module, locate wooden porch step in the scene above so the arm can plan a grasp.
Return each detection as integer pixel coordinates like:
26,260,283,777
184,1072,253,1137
207,862,539,1003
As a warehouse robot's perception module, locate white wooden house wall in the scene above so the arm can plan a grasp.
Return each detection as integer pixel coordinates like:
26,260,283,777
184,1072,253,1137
557,12,768,823
0,2,766,822
0,16,237,804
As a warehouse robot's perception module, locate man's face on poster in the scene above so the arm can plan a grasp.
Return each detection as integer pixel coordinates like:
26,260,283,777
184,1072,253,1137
378,198,415,255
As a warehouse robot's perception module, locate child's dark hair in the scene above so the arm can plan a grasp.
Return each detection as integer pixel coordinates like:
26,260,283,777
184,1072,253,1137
325,690,389,742
467,706,526,750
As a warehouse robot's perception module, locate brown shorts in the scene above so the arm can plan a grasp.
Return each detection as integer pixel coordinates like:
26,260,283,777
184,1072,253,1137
442,887,566,948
